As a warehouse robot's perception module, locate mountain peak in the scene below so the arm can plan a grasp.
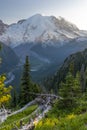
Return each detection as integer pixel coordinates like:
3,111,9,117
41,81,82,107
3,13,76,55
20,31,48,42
30,13,42,18
0,14,86,48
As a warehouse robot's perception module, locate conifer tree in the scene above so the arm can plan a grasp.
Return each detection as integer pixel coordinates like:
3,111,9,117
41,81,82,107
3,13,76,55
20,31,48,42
19,56,42,106
20,56,31,106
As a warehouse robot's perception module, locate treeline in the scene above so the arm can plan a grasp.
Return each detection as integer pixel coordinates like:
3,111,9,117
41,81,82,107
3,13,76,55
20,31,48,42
51,66,87,115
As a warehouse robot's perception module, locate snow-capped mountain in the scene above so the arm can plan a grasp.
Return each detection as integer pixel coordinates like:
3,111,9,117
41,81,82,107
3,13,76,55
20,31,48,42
0,14,86,48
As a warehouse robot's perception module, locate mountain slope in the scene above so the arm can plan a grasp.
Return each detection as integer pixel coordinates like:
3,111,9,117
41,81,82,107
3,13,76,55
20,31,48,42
57,48,87,80
45,48,87,92
0,42,19,73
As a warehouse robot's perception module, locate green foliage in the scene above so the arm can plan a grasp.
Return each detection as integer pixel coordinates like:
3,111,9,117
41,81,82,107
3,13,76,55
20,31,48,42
58,72,81,109
35,112,87,130
0,75,12,107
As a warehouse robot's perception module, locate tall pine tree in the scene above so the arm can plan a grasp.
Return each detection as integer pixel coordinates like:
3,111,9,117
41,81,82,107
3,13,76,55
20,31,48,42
20,56,32,106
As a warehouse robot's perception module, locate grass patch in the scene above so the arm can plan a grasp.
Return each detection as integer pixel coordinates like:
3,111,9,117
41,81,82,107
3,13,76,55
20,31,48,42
0,105,38,130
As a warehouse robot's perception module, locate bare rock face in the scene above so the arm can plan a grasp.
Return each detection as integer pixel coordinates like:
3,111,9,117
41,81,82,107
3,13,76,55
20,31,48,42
0,20,8,35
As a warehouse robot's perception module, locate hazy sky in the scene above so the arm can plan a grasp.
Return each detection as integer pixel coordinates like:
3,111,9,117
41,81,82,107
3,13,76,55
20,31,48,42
0,0,87,30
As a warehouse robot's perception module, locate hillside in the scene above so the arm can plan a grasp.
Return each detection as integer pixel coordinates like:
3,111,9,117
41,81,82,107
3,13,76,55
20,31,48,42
44,48,87,92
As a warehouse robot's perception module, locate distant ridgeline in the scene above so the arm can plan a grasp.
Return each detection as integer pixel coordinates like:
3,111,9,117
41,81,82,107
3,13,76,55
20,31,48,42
44,48,87,93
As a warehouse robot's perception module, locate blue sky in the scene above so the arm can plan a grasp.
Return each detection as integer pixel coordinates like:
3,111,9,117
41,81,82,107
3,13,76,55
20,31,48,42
0,0,87,29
